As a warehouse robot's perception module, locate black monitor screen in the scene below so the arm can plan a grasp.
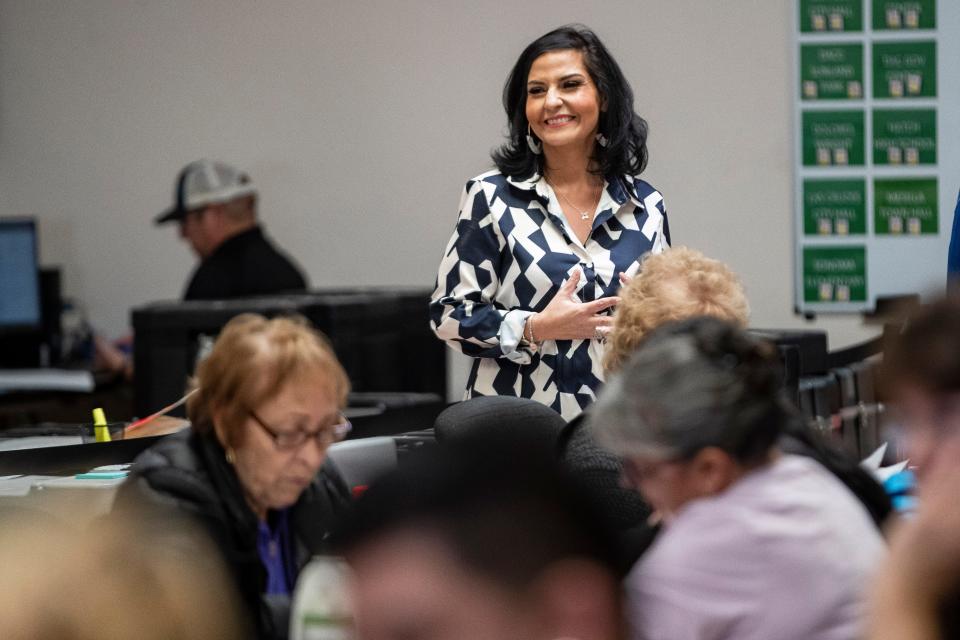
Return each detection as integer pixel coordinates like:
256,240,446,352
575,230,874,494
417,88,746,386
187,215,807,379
0,218,41,329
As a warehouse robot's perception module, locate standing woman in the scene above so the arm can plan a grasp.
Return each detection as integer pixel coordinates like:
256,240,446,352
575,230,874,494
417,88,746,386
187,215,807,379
430,25,669,419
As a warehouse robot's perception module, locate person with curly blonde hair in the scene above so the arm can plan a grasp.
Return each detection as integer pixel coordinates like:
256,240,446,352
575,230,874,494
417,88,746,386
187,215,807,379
603,246,749,374
558,247,749,572
561,246,888,578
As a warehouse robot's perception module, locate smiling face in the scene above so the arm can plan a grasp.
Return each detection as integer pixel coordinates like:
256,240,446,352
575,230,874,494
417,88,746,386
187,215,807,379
525,49,602,158
215,369,339,519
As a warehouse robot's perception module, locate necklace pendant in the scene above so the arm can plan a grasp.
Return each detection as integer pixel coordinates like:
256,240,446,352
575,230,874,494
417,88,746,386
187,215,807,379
580,211,590,221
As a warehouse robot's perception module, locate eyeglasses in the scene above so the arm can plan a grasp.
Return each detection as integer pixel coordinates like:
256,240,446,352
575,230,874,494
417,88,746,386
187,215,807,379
620,455,688,487
247,409,352,451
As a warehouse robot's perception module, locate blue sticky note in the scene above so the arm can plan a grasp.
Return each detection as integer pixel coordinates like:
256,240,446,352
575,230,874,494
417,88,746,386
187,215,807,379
74,471,128,480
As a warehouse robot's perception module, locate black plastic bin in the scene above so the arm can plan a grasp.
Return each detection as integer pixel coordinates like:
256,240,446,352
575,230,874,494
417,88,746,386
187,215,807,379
131,288,446,418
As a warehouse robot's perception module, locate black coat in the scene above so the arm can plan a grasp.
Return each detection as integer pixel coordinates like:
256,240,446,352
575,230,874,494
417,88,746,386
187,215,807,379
184,225,307,300
113,428,351,639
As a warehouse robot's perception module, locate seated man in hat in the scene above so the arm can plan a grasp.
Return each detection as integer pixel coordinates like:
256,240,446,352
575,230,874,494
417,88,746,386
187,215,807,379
156,159,307,300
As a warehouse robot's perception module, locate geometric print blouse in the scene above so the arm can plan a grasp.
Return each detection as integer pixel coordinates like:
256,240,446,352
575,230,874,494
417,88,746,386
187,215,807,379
430,169,670,420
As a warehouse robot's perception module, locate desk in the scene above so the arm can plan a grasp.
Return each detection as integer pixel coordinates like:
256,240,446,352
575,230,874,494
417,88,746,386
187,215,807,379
0,472,127,526
0,417,187,525
0,417,187,476
0,373,133,431
0,423,436,526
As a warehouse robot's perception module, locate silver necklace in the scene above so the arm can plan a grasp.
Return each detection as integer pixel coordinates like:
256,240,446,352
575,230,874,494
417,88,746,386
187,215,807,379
547,178,601,221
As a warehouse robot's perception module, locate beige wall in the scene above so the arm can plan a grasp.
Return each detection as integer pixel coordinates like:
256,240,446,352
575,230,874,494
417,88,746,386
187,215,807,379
0,1,881,394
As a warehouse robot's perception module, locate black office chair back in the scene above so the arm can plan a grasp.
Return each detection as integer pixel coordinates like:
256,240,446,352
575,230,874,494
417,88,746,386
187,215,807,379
433,396,566,459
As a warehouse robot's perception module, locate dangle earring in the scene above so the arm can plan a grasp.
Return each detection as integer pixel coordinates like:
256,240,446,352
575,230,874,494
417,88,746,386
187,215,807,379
225,448,236,464
526,125,542,154
596,132,609,148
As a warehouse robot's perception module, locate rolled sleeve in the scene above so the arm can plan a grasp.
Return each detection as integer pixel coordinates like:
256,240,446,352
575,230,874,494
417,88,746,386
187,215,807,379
429,180,534,363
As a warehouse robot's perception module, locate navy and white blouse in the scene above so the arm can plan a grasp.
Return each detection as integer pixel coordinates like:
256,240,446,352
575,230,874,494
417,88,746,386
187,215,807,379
430,169,670,420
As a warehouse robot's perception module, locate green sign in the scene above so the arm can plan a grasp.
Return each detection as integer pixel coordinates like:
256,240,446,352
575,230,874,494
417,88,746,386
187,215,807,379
803,179,866,236
873,109,936,165
873,41,936,98
800,0,864,32
872,0,936,30
801,44,864,100
802,111,865,166
803,246,867,302
874,178,938,235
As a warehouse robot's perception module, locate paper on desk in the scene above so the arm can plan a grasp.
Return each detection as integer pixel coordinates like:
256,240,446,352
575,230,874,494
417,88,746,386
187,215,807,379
861,443,910,483
0,475,59,497
862,443,888,470
0,369,95,393
876,460,910,483
0,436,82,451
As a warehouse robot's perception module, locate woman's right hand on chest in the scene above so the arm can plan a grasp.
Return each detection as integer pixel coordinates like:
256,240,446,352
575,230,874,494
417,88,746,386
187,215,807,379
528,271,620,341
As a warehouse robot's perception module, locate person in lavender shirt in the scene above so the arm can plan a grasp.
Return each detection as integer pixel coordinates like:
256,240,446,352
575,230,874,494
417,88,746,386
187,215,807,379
588,316,884,640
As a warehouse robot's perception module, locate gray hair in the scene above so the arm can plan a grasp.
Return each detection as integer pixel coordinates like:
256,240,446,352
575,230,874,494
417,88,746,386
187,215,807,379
589,317,785,463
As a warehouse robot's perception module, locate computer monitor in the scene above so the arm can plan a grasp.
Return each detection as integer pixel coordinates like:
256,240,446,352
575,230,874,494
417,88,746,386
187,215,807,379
0,218,41,332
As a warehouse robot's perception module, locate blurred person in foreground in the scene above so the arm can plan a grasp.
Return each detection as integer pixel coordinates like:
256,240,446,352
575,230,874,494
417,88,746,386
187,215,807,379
0,511,244,640
335,446,626,640
589,317,884,640
870,296,960,639
114,313,351,639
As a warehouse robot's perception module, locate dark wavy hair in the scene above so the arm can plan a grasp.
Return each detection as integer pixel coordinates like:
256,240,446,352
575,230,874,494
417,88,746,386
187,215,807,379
491,24,649,180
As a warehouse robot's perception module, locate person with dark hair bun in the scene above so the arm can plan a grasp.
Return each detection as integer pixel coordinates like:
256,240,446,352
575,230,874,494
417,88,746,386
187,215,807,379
590,317,884,640
430,24,669,419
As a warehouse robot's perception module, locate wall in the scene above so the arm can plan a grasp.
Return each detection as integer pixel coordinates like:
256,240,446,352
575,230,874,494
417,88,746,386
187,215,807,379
0,1,884,396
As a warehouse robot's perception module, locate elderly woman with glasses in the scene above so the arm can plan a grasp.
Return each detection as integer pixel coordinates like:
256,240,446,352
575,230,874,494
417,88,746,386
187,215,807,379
115,313,352,640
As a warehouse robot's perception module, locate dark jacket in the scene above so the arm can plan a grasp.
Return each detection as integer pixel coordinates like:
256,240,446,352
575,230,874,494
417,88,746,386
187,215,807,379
184,225,307,300
113,428,351,640
557,413,657,575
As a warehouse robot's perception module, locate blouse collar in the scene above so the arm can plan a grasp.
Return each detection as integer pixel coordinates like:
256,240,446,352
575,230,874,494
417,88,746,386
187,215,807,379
506,172,645,211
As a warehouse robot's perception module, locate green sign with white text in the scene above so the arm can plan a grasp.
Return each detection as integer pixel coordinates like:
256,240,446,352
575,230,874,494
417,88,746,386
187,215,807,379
801,44,864,100
873,41,936,99
802,111,865,166
803,246,867,302
803,179,866,236
800,0,864,32
874,178,938,235
872,0,936,30
873,109,936,165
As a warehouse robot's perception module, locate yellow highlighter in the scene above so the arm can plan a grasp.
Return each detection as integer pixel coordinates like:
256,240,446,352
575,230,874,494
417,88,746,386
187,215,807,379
92,408,112,443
